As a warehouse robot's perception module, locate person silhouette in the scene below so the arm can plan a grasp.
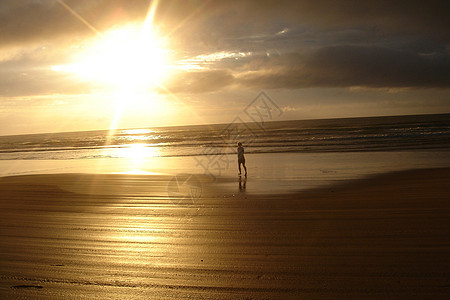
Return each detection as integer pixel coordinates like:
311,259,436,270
237,142,247,176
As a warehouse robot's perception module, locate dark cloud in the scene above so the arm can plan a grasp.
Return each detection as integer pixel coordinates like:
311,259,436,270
237,46,450,89
1,0,448,48
260,0,449,35
163,0,450,52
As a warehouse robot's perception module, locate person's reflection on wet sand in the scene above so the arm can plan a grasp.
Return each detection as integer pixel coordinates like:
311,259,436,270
239,176,247,191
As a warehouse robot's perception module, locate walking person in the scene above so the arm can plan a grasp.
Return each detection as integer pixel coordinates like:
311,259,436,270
237,142,247,177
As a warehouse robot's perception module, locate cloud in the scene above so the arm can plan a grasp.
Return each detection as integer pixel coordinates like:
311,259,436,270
236,46,450,89
1,1,448,49
0,1,448,97
2,45,447,98
0,0,149,47
162,0,450,53
162,69,235,94
0,68,97,97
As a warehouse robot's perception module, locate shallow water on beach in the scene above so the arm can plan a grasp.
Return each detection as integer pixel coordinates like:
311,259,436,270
1,151,449,194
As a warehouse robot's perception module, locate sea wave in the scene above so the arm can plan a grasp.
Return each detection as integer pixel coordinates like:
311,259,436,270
0,114,449,160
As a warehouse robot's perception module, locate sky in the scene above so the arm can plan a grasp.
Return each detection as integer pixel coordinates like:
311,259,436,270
0,0,449,135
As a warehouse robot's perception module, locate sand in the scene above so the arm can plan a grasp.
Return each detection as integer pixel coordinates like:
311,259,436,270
0,169,449,299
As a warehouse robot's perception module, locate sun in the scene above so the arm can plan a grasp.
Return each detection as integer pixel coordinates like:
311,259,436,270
53,24,169,90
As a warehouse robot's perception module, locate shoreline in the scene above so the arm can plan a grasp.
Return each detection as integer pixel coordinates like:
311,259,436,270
2,150,450,195
1,168,449,298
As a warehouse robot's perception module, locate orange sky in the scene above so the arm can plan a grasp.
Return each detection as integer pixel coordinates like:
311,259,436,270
0,0,449,135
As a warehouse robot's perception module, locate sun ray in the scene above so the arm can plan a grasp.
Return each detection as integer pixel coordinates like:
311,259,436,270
143,0,159,34
162,1,210,43
56,0,103,38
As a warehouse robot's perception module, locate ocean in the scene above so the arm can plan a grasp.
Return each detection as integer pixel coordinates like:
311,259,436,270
1,113,449,161
1,113,450,193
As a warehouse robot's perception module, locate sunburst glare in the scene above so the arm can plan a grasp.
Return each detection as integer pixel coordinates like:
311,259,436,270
52,24,170,90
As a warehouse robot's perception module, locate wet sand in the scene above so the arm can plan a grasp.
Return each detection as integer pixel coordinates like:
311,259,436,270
1,169,449,299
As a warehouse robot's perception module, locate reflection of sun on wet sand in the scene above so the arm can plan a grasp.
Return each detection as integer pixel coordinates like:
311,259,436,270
0,169,449,298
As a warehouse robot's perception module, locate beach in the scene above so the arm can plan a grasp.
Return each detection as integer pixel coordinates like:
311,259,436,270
1,0,449,298
1,167,449,299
